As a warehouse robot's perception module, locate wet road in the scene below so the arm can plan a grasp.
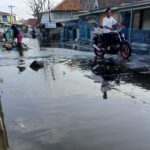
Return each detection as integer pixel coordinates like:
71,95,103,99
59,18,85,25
0,39,150,150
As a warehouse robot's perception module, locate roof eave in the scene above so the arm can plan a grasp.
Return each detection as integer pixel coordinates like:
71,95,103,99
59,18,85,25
75,1,150,17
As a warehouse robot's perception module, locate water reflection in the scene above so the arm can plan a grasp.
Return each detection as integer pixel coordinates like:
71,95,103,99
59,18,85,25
66,57,150,99
17,58,26,74
125,70,150,90
92,58,150,99
91,58,130,99
18,48,24,57
0,96,9,150
17,66,26,73
1,39,150,150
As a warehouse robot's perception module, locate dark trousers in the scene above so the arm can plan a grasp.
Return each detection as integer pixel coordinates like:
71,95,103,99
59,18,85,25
103,33,116,45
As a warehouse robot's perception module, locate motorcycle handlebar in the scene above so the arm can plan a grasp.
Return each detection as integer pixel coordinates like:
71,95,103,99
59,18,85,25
99,25,126,31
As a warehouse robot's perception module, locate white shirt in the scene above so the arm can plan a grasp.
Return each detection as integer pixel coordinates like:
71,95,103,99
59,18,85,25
102,16,117,33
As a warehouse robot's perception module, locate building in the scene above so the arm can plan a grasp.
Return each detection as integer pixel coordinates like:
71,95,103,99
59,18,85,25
0,12,28,34
40,0,81,42
28,18,37,29
77,0,150,52
0,11,16,24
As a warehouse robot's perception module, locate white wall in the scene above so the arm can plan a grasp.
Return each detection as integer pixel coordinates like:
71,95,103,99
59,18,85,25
41,13,50,24
41,11,76,24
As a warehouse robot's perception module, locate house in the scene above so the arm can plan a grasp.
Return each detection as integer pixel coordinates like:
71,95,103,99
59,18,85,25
0,12,28,34
0,12,15,36
0,11,16,24
77,0,150,52
27,18,38,33
28,18,37,29
40,0,81,41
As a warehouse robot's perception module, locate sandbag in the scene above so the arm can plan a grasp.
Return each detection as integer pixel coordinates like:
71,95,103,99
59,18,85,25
22,43,28,51
4,42,13,51
3,42,29,51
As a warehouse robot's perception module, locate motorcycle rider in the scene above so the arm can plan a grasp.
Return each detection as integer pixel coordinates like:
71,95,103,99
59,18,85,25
102,8,124,45
93,8,125,57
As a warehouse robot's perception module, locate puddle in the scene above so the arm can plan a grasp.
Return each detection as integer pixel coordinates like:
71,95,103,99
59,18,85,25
0,38,150,150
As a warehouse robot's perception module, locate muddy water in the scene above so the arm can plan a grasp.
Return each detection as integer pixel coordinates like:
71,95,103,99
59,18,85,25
0,39,150,150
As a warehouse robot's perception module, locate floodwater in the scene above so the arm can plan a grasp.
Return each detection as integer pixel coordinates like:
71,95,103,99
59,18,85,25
0,39,150,150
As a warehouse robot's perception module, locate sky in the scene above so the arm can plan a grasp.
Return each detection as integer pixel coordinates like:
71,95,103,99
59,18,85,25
0,0,62,20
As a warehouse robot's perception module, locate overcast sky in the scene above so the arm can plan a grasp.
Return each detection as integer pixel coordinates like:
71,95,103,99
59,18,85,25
0,0,62,19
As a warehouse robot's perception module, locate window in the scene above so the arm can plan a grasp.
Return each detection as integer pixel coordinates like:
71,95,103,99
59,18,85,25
133,11,141,29
132,9,150,30
142,9,150,29
2,15,7,22
14,16,16,21
120,11,131,28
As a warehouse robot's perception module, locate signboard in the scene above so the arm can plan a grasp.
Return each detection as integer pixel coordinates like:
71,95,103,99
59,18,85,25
45,22,56,29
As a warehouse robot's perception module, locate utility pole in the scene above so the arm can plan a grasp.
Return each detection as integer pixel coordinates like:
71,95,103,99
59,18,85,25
8,5,15,24
48,0,51,22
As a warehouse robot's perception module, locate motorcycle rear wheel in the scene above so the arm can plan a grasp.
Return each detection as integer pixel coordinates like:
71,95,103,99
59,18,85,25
120,42,132,59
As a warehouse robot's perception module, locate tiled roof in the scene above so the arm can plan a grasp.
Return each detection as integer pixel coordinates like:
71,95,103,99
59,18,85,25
53,0,81,11
28,18,38,28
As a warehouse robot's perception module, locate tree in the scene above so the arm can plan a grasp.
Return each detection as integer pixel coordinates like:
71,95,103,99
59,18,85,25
26,0,54,24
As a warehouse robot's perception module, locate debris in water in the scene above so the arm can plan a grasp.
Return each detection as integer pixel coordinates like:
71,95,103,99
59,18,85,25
30,60,44,71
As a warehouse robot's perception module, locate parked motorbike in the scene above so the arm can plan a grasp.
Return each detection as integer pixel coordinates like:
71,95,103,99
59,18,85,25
31,30,36,39
93,26,132,59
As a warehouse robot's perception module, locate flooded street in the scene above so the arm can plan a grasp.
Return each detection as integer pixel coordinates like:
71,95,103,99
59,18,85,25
0,38,150,150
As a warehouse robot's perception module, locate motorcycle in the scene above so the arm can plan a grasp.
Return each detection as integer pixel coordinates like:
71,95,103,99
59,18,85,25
31,30,36,39
93,26,132,59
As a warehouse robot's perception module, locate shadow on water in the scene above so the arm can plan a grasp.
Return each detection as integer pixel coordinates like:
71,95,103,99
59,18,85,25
0,96,9,150
65,56,150,99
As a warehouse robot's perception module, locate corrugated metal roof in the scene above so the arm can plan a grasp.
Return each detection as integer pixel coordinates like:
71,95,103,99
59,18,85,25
0,12,10,15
